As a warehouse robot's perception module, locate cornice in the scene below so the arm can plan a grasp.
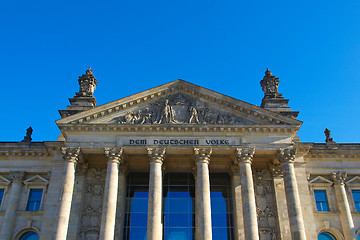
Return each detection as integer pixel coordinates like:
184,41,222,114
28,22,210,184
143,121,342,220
58,124,300,136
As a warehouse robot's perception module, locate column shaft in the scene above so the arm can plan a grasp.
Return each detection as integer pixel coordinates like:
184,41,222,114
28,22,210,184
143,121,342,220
100,147,123,240
278,148,306,240
116,166,128,240
332,172,356,240
194,148,212,240
0,172,24,240
53,147,80,240
147,148,165,240
236,147,259,240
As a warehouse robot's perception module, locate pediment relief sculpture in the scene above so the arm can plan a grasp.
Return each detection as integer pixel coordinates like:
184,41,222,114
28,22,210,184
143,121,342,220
109,93,255,125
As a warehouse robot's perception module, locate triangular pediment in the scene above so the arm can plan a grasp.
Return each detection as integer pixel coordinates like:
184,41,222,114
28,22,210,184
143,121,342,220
347,176,360,185
56,80,302,127
309,176,333,185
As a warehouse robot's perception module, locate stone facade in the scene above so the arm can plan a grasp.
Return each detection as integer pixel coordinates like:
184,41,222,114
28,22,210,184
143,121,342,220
0,69,359,240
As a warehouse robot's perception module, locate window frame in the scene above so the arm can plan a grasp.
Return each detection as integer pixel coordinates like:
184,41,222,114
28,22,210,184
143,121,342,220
26,189,44,211
23,175,49,211
345,176,360,213
0,175,11,210
308,175,334,213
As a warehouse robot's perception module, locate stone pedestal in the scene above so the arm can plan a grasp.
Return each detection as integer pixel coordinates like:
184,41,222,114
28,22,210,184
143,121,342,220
99,148,123,240
331,171,356,240
235,148,259,240
0,171,24,240
194,148,212,240
53,147,80,240
278,148,306,240
147,148,166,240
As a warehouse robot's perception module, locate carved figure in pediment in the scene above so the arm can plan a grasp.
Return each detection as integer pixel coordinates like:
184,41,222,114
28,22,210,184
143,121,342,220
189,106,200,124
140,108,152,124
157,100,175,124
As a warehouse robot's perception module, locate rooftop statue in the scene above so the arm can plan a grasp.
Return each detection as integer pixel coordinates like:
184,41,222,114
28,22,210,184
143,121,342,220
21,126,33,142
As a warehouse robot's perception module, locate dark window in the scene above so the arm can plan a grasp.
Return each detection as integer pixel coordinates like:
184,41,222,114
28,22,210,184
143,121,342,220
163,173,195,240
123,173,149,240
0,189,4,206
314,190,329,212
26,189,43,211
19,232,39,240
318,232,336,240
352,190,360,212
210,173,234,240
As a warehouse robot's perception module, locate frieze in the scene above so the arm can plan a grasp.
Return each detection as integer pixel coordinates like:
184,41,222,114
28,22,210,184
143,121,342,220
109,93,254,125
116,137,241,146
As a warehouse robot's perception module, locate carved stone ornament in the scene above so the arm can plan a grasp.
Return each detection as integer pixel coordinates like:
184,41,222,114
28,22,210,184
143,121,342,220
77,67,98,97
76,163,89,176
21,126,33,143
194,148,212,164
269,163,283,177
277,148,296,164
61,147,81,163
235,147,255,164
10,171,25,183
324,128,336,143
104,147,123,164
109,93,254,125
260,68,281,99
331,171,347,185
147,148,166,164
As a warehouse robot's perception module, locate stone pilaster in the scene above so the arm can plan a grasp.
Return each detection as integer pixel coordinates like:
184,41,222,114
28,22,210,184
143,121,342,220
277,148,306,240
99,147,123,240
53,147,80,240
147,148,166,240
0,171,24,240
194,148,212,240
269,163,291,240
331,171,356,240
235,147,259,240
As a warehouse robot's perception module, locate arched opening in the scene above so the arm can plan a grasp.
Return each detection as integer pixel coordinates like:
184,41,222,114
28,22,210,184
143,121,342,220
19,232,39,240
318,232,336,240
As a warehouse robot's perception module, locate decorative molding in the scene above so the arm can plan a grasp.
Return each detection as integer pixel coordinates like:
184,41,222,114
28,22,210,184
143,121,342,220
23,175,49,191
308,176,333,186
277,148,296,164
269,163,283,177
61,147,81,163
194,148,212,164
331,171,347,185
346,176,360,186
10,171,25,183
147,148,166,164
235,147,255,164
104,147,123,164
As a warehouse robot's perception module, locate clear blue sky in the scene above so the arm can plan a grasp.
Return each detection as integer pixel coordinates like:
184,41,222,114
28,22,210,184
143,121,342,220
1,0,359,143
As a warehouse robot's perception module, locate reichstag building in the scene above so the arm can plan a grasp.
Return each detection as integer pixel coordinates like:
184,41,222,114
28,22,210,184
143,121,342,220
0,68,359,240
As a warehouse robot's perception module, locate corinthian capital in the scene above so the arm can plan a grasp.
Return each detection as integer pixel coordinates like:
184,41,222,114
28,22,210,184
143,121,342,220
269,163,283,177
235,147,255,164
10,171,25,183
61,147,81,163
104,147,123,164
194,148,212,164
147,148,166,164
277,148,296,164
331,171,347,185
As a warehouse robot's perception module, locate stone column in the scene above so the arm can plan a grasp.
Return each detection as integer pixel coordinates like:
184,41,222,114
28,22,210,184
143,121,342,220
53,147,80,240
99,147,123,240
235,147,259,240
194,148,212,240
331,171,356,240
0,171,24,240
230,164,245,240
115,164,128,240
269,163,291,240
147,148,166,240
277,148,306,240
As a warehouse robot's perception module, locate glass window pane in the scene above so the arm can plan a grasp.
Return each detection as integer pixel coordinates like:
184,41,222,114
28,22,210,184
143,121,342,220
314,190,329,212
318,232,336,240
26,189,43,211
352,190,360,212
20,232,39,240
0,189,4,205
